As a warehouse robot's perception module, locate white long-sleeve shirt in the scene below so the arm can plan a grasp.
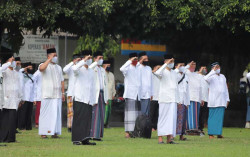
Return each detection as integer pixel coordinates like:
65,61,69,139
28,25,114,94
120,60,141,100
33,70,42,101
152,73,160,101
186,70,203,103
2,62,22,110
204,70,230,108
247,72,250,81
72,60,96,105
63,62,76,97
0,63,12,109
155,63,180,104
39,63,64,99
106,71,116,100
138,64,153,99
199,74,209,102
89,61,108,104
22,73,35,102
177,73,190,106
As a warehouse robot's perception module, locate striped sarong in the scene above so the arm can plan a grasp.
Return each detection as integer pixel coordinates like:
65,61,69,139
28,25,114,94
176,104,187,135
89,90,105,139
208,107,225,135
124,98,139,132
186,101,200,130
67,97,73,129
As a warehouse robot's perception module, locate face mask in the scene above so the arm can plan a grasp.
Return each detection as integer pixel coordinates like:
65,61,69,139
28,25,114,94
179,66,185,72
106,67,111,72
202,69,207,75
52,56,58,64
142,61,149,66
215,68,221,74
10,61,16,68
132,60,138,66
86,59,92,66
167,63,174,69
15,65,21,71
97,59,103,65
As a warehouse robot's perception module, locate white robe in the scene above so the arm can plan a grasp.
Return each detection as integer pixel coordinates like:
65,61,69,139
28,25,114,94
39,98,62,135
157,102,177,137
155,64,180,137
39,63,64,135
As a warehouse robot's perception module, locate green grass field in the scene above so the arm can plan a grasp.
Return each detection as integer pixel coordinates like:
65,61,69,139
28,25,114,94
1,127,250,157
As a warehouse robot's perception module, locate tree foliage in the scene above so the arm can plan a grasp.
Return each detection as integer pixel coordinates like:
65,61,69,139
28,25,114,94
73,34,120,59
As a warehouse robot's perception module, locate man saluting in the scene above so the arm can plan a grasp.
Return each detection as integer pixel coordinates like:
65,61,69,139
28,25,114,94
39,48,65,139
204,62,230,139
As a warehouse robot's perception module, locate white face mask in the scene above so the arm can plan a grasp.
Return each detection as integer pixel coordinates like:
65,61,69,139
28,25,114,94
215,69,221,74
51,56,58,64
97,59,103,65
10,61,16,68
179,66,185,72
15,65,21,71
86,59,93,66
167,63,174,69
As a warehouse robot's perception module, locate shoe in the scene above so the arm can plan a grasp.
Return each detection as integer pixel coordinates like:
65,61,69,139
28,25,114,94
200,132,205,137
82,141,96,145
0,144,7,147
73,142,81,145
68,128,72,133
15,130,21,134
180,138,187,141
92,138,102,141
217,135,224,139
51,135,59,138
167,141,178,144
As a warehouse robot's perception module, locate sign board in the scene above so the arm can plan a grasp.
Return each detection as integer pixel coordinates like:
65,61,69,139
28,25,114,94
16,35,59,63
121,39,167,56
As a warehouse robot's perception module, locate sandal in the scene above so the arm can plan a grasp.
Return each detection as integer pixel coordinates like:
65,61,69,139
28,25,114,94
158,141,164,144
217,135,224,139
167,141,178,144
41,135,48,139
180,137,187,141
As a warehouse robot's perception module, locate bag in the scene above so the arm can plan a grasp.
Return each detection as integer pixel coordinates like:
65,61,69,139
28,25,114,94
133,105,152,138
133,114,152,138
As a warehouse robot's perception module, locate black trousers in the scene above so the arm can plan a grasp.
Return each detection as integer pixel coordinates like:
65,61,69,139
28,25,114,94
149,100,159,130
18,101,33,130
199,102,208,131
72,100,92,142
0,109,17,143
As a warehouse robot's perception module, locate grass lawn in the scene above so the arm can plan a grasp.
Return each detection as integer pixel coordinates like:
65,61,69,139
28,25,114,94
0,127,250,157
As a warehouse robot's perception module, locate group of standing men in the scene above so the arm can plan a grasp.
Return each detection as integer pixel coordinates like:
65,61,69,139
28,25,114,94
120,52,231,144
0,48,116,145
0,48,248,145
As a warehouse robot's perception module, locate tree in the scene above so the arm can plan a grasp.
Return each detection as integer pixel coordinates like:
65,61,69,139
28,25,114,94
73,34,120,58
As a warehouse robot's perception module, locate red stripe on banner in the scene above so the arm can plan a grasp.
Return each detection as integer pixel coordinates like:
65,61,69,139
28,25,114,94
121,39,141,44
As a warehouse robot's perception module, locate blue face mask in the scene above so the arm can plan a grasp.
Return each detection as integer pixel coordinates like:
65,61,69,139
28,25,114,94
106,67,111,72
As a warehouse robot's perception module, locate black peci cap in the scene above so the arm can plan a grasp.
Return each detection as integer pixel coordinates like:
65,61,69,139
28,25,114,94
47,48,56,54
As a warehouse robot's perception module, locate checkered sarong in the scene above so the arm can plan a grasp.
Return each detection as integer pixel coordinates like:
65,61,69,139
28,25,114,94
124,98,139,132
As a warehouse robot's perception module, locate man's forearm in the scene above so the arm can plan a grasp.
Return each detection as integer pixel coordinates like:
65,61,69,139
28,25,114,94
39,59,51,72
